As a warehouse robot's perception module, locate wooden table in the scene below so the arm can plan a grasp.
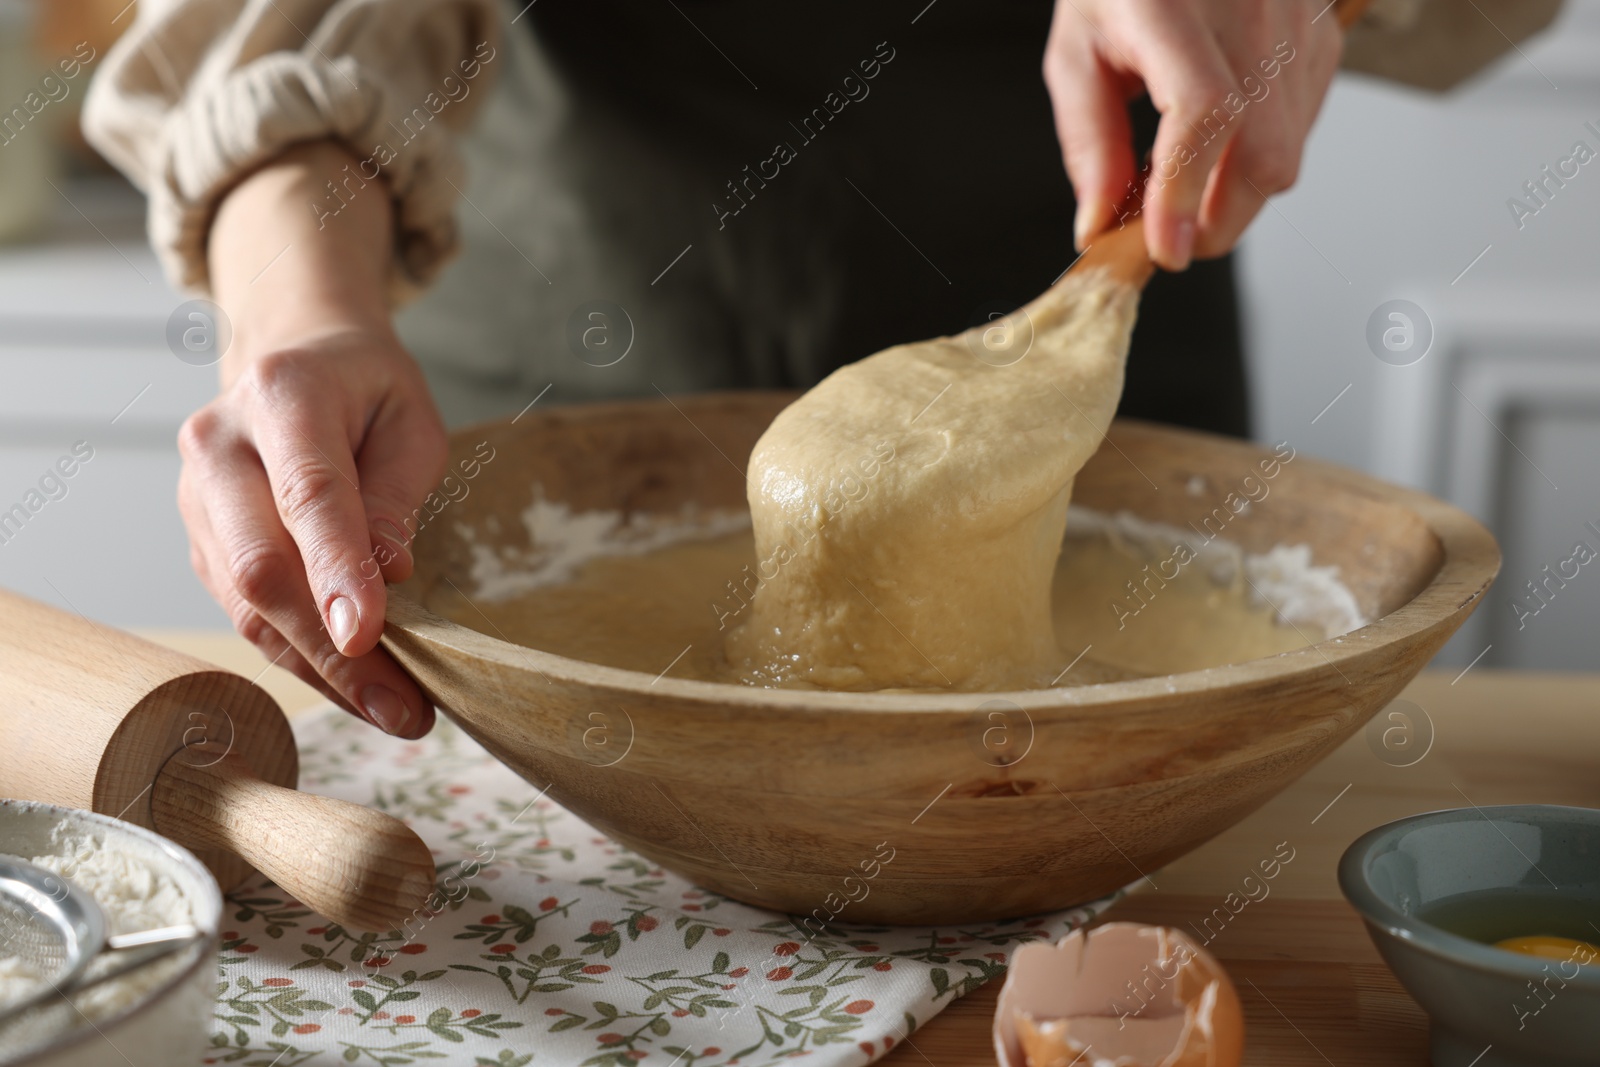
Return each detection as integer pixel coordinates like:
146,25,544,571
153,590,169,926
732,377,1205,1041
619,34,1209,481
139,631,1600,1067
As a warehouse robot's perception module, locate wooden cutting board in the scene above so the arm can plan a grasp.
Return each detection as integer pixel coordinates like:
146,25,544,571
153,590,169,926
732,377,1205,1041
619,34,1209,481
897,896,1427,1065
880,668,1600,1066
140,633,1600,1067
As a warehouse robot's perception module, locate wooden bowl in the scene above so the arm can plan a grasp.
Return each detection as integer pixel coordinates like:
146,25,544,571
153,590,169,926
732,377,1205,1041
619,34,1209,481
381,391,1499,924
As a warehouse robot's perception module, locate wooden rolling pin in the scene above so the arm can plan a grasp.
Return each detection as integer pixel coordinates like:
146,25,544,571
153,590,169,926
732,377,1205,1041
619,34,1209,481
0,588,435,932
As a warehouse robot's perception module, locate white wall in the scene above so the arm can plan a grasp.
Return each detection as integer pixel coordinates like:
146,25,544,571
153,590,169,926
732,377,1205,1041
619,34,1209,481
1238,0,1600,668
0,179,227,630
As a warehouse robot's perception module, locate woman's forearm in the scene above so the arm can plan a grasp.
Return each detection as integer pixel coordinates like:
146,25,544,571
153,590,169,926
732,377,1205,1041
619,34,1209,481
185,138,446,738
209,140,397,380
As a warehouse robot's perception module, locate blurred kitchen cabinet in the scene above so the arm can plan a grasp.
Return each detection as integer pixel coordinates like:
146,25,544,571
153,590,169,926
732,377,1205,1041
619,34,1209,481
0,177,227,628
1239,0,1600,670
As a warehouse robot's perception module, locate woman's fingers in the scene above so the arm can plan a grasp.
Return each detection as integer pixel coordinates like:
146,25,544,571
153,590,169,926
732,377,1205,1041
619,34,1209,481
1191,107,1294,259
1122,7,1242,270
180,456,338,708
1044,0,1341,265
1044,28,1138,250
178,406,434,738
1194,10,1340,258
354,393,449,586
242,350,389,659
222,590,434,737
216,599,352,716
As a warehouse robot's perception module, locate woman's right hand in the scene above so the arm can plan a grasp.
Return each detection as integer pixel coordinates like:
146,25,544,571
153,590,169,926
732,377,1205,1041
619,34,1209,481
1043,0,1342,269
188,141,444,737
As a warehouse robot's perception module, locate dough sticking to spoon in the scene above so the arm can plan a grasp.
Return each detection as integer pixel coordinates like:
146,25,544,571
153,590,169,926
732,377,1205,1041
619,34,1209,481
728,227,1151,691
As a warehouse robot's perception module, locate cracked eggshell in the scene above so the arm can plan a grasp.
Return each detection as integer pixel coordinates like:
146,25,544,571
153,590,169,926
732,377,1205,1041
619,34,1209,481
992,922,1243,1067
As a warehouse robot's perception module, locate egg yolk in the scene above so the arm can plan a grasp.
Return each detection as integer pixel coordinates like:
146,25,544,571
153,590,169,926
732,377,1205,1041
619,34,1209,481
1493,935,1600,961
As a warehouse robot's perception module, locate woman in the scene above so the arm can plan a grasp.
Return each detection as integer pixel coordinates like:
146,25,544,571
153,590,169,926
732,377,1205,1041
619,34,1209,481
83,0,1375,737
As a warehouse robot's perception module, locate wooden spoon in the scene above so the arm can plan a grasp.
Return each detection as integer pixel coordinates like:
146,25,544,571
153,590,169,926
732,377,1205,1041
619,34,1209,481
1073,215,1155,289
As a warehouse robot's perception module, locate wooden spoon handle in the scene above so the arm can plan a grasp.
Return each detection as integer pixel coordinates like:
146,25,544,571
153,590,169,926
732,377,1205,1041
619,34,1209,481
152,752,436,932
1071,215,1156,289
1336,0,1377,28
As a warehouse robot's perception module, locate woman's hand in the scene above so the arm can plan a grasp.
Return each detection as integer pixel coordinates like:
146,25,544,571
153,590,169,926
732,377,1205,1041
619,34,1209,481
1043,0,1343,269
184,141,445,737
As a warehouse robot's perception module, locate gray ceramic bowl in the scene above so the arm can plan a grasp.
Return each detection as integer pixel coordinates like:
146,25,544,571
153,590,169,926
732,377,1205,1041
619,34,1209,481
1339,805,1600,1067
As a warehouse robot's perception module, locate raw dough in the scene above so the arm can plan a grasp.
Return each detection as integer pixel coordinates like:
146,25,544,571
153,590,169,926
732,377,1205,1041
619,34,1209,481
726,267,1140,690
445,521,1312,689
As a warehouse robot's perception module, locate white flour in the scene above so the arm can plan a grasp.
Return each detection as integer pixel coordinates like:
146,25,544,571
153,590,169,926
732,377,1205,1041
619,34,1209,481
0,957,45,1012
1244,543,1368,638
1067,506,1367,638
0,827,198,1043
464,490,750,602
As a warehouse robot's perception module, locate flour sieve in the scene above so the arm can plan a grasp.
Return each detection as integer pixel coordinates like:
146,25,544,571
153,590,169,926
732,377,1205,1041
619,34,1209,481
0,855,200,1027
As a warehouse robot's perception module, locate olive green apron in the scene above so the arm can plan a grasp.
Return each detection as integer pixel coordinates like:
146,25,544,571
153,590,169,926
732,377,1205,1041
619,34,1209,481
399,0,1247,437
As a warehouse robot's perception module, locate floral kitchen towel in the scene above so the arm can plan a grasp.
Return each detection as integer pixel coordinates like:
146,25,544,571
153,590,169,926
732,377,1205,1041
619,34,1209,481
204,706,1116,1067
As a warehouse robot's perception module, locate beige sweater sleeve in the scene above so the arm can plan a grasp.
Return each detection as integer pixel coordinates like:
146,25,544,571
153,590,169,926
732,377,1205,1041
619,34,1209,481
1345,0,1564,91
82,0,501,302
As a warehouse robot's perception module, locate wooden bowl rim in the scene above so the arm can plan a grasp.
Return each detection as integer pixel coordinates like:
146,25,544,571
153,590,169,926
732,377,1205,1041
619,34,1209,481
385,395,1501,717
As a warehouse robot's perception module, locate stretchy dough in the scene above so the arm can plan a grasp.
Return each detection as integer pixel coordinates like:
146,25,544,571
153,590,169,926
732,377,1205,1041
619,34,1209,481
727,268,1141,690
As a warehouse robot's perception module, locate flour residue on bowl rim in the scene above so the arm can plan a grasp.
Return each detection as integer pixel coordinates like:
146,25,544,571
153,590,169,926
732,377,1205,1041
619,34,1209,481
459,492,1367,640
461,489,752,602
1069,506,1368,638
